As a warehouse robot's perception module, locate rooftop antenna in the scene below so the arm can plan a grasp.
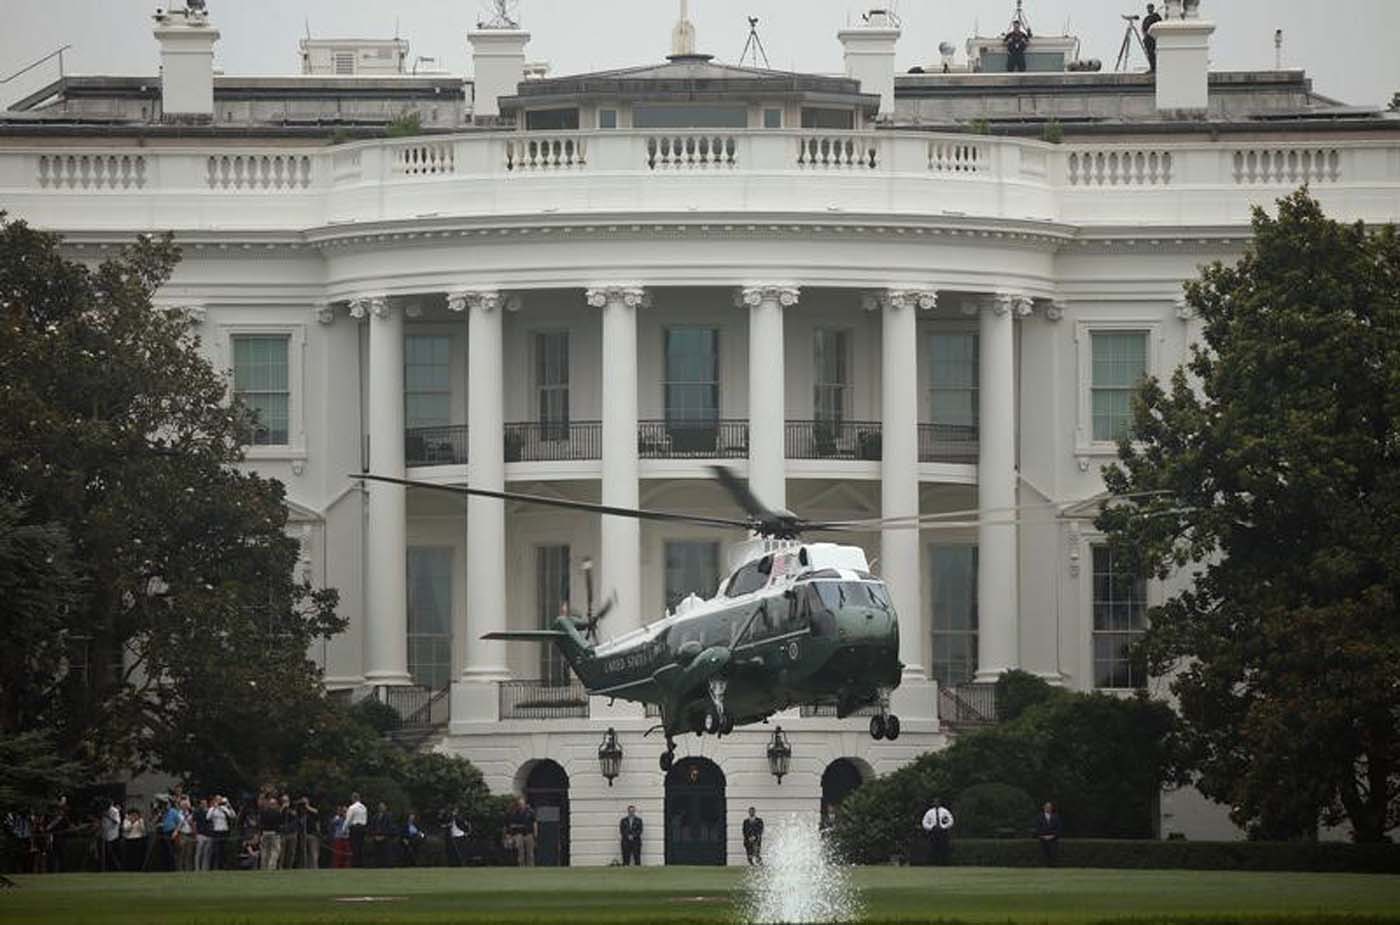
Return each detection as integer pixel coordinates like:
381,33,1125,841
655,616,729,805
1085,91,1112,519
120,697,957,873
1012,0,1030,30
304,16,311,41
673,0,697,57
1274,28,1283,69
739,15,771,68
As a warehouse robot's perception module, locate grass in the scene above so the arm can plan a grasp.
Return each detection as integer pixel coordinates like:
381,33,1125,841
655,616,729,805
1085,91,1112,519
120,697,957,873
2,866,1400,924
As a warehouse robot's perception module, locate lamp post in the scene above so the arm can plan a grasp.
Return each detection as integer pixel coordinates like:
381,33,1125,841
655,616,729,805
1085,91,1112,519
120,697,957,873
598,727,623,786
766,726,792,784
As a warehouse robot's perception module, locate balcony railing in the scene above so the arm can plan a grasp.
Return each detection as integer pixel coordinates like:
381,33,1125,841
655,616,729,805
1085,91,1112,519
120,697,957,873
786,420,883,461
406,426,468,466
938,683,998,728
499,679,590,720
505,421,602,462
919,423,979,464
638,420,749,459
379,684,451,730
799,702,880,718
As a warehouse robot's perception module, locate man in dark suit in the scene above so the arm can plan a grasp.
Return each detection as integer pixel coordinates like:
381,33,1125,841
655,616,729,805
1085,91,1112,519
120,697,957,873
1003,20,1033,72
742,807,764,865
1142,4,1164,71
1035,801,1063,866
619,805,643,866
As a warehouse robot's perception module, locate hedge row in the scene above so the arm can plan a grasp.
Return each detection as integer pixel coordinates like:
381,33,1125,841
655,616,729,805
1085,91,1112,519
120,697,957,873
899,837,1400,873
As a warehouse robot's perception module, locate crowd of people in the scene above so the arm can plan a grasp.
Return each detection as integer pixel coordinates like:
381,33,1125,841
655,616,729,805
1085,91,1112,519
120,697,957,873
3,785,486,873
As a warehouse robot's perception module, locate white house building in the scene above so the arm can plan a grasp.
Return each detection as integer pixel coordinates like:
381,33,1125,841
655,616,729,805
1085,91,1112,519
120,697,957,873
3,1,1398,864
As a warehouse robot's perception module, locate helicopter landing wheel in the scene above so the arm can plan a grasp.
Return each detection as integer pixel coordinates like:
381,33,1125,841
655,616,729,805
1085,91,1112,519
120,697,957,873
659,750,674,772
702,706,724,736
885,714,901,741
869,714,887,740
720,714,735,736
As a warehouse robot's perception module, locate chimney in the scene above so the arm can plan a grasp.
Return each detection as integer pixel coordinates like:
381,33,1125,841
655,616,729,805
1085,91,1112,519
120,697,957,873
838,9,902,118
468,26,530,120
152,3,220,120
1152,2,1215,113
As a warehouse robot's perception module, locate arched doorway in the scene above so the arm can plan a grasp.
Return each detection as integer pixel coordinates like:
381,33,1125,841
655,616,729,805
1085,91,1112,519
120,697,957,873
665,757,726,866
821,758,869,830
522,760,570,867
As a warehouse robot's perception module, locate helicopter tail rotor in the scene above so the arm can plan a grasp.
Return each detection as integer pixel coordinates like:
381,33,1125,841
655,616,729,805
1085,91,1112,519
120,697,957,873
570,557,617,644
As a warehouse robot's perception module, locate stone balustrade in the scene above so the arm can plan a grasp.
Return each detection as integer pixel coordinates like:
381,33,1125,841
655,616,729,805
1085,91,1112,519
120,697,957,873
1,131,1397,234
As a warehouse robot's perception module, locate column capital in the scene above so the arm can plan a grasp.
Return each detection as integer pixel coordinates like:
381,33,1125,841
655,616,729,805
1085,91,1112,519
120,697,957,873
313,301,336,325
1175,297,1196,321
154,301,207,325
863,288,938,313
734,285,801,309
348,295,391,320
585,285,651,310
447,289,522,314
1044,298,1069,323
961,292,1032,318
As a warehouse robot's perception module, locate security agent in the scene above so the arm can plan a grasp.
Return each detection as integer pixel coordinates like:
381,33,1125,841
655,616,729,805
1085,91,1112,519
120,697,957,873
1142,4,1164,71
742,807,764,866
1003,20,1033,73
619,805,643,866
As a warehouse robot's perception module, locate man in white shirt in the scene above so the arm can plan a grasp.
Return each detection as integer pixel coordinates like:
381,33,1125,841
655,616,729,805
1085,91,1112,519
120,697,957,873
344,793,368,868
101,800,122,871
921,799,955,866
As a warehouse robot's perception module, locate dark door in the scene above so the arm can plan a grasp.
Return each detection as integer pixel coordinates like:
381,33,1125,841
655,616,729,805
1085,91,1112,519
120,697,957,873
821,758,866,828
525,761,570,867
665,758,726,866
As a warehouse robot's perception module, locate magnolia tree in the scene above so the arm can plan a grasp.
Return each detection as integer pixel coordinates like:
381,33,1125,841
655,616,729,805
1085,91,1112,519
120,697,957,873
0,215,344,788
1097,191,1400,841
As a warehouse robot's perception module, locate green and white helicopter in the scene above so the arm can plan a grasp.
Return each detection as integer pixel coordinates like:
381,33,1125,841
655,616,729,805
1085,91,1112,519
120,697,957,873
359,467,962,771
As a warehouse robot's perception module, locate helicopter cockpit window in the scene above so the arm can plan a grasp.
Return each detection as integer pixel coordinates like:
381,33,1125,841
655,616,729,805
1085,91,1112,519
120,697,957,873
809,581,893,611
725,559,770,598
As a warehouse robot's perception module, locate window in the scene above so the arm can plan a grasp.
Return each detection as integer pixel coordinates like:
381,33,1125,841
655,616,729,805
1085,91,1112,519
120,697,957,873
535,332,570,436
536,546,571,686
333,52,355,75
665,541,720,611
763,108,783,129
405,335,452,430
814,329,851,425
929,333,979,447
525,108,580,130
598,109,618,129
232,336,290,446
801,108,855,130
407,547,453,689
664,327,719,452
1091,331,1148,442
930,546,978,689
1092,546,1147,689
725,556,770,598
633,104,748,128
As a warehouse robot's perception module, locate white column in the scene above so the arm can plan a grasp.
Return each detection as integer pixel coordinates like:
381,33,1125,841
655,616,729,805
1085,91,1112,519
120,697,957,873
875,289,936,682
738,286,798,511
453,289,515,682
353,294,411,686
587,286,649,638
972,292,1028,682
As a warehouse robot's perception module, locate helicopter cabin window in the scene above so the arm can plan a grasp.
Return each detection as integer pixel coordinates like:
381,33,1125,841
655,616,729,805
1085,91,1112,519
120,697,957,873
665,541,720,611
525,108,580,131
632,104,748,129
725,555,771,598
800,108,855,130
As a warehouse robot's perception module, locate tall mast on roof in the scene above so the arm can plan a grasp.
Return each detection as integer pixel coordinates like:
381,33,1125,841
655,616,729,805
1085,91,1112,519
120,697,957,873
673,0,697,57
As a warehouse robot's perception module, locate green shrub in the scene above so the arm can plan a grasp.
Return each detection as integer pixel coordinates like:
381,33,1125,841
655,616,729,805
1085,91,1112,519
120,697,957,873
994,669,1060,722
1041,117,1064,144
905,838,1400,873
386,110,424,138
349,697,402,734
954,782,1038,838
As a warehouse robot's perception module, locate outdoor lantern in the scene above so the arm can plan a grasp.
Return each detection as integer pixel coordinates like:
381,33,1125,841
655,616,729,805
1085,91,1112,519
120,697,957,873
598,726,623,786
766,726,792,784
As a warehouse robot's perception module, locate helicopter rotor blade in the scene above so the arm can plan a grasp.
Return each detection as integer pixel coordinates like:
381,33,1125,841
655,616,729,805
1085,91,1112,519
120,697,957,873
707,465,773,523
593,595,615,623
582,558,595,619
354,474,753,530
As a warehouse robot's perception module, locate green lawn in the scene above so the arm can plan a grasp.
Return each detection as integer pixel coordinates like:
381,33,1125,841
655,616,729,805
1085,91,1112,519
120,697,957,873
2,867,1399,924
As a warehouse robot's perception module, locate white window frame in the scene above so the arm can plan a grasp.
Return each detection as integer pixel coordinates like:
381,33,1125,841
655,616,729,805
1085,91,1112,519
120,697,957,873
220,323,307,462
1074,318,1162,459
532,329,572,428
813,327,853,424
1074,529,1160,692
927,542,979,690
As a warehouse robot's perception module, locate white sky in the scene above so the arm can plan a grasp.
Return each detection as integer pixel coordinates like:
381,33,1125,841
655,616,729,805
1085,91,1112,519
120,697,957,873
2,0,1398,110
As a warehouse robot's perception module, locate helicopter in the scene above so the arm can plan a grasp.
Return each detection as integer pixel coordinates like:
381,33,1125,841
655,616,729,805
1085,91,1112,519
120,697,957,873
358,466,916,771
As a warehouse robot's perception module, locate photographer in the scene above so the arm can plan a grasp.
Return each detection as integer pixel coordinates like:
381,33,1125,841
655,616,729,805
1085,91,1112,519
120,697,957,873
1142,3,1163,70
1003,19,1033,72
292,797,320,869
205,796,235,871
443,807,470,867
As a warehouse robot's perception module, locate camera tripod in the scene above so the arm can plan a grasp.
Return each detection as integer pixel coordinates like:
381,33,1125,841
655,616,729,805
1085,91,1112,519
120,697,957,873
739,17,771,69
1114,14,1148,71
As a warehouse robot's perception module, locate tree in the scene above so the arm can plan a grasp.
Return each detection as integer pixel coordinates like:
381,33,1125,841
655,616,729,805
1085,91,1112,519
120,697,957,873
0,214,344,786
1096,190,1400,841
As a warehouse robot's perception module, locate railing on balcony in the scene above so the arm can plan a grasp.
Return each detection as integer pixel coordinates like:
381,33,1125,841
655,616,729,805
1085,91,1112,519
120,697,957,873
938,683,998,728
379,684,451,730
638,420,749,459
786,420,883,461
504,421,602,462
919,423,979,464
499,680,590,720
799,702,880,718
405,425,468,466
